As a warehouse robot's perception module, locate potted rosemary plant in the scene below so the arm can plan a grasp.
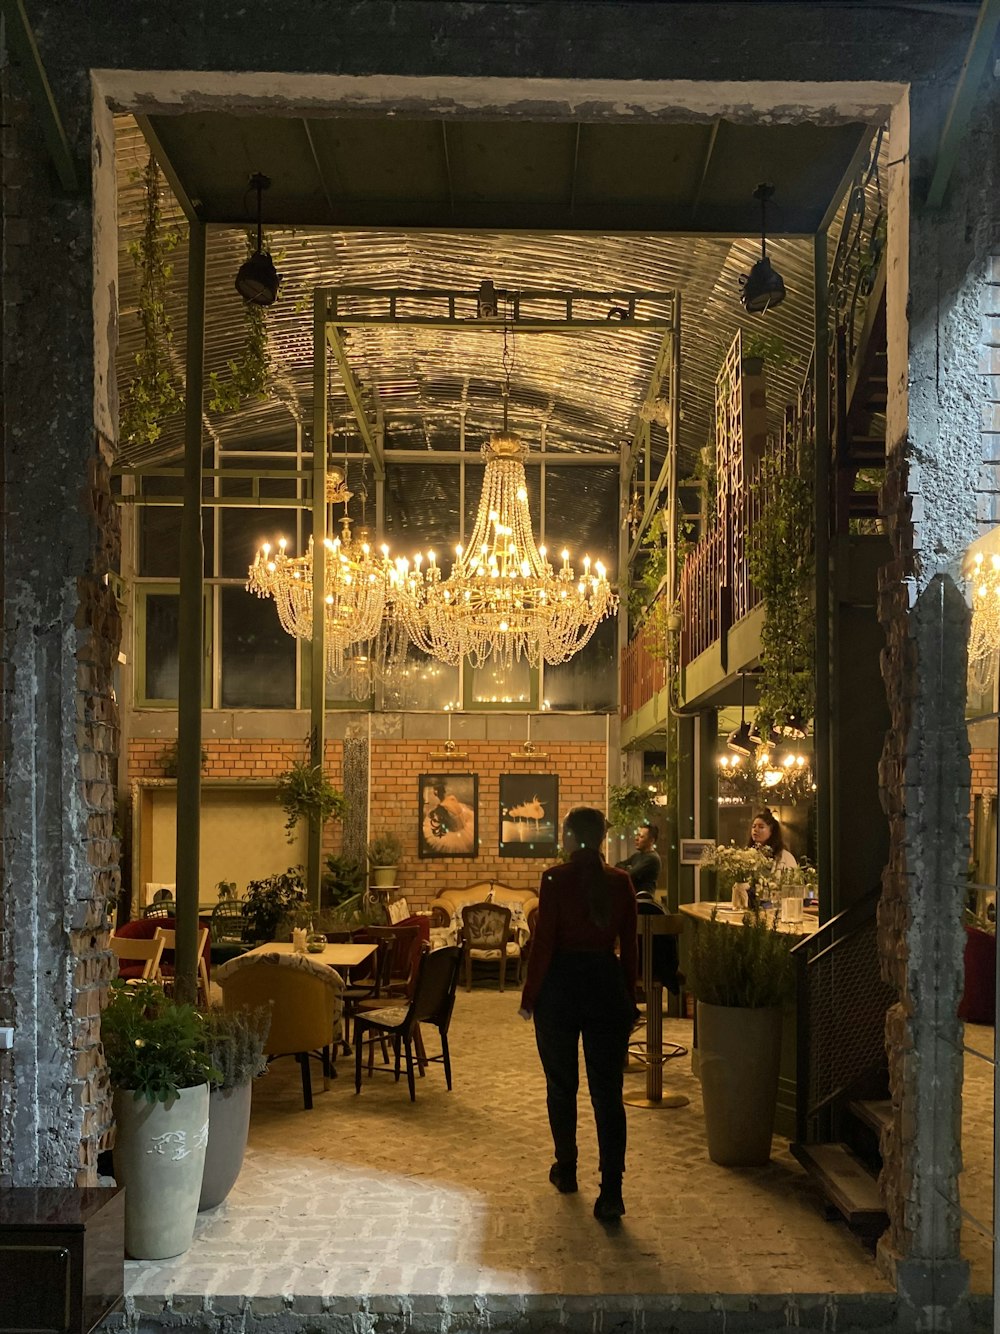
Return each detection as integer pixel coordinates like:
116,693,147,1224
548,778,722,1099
688,908,795,1166
366,829,404,888
198,1005,270,1211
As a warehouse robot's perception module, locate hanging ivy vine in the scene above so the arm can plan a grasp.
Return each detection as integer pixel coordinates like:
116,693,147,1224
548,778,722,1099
119,154,184,450
207,230,272,413
748,436,816,736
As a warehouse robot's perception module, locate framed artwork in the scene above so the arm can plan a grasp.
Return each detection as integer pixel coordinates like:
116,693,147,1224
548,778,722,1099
499,773,559,859
418,773,479,858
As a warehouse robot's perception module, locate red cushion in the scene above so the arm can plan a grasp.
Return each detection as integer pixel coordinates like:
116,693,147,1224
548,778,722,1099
114,915,212,981
958,926,996,1024
396,915,431,944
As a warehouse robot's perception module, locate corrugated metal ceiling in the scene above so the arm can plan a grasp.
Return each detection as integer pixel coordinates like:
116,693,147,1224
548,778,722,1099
114,115,868,494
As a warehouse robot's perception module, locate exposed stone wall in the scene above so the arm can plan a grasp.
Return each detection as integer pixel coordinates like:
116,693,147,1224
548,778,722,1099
0,52,119,1184
874,76,1000,1319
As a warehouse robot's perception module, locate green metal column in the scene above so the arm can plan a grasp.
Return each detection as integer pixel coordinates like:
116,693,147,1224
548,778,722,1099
173,221,206,1004
813,231,833,916
308,294,328,909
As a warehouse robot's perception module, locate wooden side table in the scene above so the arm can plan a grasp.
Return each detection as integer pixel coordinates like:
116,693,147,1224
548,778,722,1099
0,1186,124,1334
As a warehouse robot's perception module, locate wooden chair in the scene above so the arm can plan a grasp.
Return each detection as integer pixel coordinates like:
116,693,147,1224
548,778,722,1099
353,947,461,1101
110,934,164,983
215,952,344,1110
460,902,520,991
154,925,211,1005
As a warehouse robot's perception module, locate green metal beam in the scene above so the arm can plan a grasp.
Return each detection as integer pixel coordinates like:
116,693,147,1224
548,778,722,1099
0,0,77,192
173,222,207,1005
326,327,383,480
135,115,202,223
926,0,1000,209
309,294,329,909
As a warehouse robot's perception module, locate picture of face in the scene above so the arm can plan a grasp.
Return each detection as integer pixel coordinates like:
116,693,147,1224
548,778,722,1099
418,773,479,858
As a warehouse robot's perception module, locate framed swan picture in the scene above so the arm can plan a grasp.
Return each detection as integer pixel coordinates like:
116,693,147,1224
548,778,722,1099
418,773,479,858
499,773,559,859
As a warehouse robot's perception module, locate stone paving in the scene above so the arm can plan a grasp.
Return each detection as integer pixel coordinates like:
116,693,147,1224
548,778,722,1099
121,988,918,1315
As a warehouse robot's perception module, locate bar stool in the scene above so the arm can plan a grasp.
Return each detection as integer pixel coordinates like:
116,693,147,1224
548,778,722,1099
625,909,690,1110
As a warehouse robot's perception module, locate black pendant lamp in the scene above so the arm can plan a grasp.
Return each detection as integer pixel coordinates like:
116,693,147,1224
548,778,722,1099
727,673,758,758
235,173,282,306
739,183,786,314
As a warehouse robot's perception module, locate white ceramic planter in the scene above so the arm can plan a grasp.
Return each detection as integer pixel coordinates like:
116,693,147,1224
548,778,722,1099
199,1081,252,1211
113,1083,209,1259
696,1002,783,1166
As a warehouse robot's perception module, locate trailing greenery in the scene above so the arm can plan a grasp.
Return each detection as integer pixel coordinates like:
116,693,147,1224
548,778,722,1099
119,154,184,451
366,830,403,865
207,230,272,413
742,330,795,369
688,908,795,1009
323,853,366,908
201,1005,270,1089
276,761,347,841
608,784,653,831
242,866,308,942
748,434,816,737
102,980,218,1104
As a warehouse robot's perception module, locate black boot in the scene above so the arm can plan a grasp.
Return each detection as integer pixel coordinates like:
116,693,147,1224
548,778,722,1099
548,1161,578,1194
593,1178,625,1222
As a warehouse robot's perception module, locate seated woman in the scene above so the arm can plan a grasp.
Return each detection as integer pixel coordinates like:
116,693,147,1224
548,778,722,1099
748,808,797,871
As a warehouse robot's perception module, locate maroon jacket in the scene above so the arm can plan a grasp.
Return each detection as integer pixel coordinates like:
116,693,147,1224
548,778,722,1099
521,853,638,1013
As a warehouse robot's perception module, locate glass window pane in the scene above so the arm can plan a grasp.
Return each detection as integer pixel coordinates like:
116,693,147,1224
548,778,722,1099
381,648,459,712
469,657,533,707
384,464,461,562
143,593,180,701
221,508,300,580
220,588,296,708
137,472,213,576
543,614,617,711
544,465,619,581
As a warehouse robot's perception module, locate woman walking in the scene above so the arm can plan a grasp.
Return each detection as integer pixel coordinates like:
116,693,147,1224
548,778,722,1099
519,806,639,1222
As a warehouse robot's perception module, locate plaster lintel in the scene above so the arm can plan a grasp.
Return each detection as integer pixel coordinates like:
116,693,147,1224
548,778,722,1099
92,71,906,126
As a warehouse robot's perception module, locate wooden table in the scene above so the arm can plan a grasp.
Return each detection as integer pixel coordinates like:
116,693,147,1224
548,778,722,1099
240,940,377,972
679,900,819,937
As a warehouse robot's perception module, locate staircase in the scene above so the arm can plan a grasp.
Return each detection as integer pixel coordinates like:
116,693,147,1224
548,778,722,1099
790,888,895,1240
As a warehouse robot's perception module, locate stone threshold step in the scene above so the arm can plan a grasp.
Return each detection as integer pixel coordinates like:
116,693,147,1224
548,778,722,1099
849,1097,893,1136
792,1140,888,1230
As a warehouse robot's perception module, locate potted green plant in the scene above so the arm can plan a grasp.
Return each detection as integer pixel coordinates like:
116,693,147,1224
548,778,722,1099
101,980,219,1259
687,909,795,1166
198,1005,270,1211
242,866,307,943
323,852,366,908
608,784,653,833
366,830,403,888
276,760,347,842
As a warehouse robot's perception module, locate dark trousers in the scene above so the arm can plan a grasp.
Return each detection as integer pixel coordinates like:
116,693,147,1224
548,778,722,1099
533,951,633,1182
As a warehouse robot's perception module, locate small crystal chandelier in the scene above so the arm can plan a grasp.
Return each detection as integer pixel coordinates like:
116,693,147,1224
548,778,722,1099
968,549,1000,692
246,469,391,677
395,432,616,669
391,317,616,669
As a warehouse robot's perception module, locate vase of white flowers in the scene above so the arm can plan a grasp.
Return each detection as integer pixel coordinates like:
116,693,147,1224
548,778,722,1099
699,843,774,904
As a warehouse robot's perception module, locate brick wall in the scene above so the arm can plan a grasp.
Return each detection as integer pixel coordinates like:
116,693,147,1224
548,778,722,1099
369,739,607,908
127,736,608,910
969,747,996,797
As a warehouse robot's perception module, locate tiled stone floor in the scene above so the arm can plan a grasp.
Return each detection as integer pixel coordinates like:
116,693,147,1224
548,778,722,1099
123,987,962,1315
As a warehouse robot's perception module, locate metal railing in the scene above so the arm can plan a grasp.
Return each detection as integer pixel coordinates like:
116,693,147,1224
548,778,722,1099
790,885,895,1145
620,611,668,720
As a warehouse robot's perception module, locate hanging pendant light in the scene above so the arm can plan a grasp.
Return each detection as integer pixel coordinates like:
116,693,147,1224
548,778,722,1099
235,173,282,306
727,672,759,757
739,183,786,314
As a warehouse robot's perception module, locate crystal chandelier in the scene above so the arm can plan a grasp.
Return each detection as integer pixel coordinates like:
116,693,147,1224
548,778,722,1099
247,470,391,678
395,433,617,669
968,549,1000,693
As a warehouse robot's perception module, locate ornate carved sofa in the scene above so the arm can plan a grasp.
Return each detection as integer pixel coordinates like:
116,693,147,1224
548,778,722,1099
429,881,540,935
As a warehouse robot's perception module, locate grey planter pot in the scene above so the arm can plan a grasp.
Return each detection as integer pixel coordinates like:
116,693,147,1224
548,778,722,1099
697,1002,783,1166
113,1083,209,1259
199,1081,253,1211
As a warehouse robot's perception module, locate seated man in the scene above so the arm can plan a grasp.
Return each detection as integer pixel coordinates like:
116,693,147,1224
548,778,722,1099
615,820,661,894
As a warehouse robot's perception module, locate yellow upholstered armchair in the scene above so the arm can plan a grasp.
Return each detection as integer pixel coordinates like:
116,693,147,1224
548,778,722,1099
215,951,345,1109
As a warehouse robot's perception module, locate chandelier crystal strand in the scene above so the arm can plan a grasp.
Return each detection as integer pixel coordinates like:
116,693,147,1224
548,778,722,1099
396,435,617,668
247,470,392,678
968,550,1000,693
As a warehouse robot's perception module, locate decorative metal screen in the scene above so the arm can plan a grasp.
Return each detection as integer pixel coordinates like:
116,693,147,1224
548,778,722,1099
796,894,895,1139
341,731,369,864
